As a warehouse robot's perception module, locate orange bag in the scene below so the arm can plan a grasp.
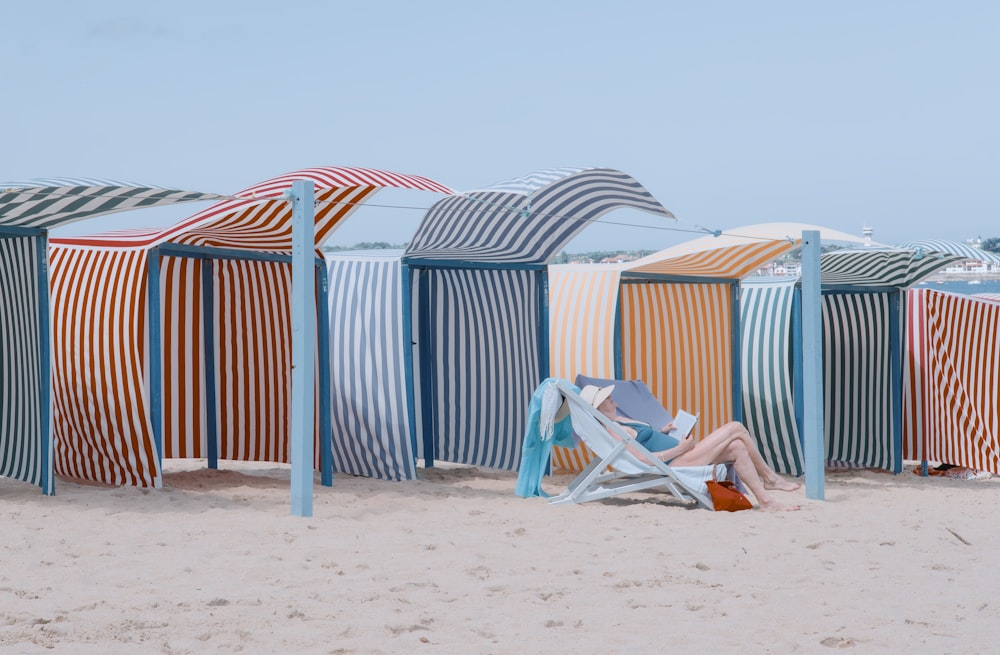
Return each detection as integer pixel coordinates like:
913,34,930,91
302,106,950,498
705,468,752,512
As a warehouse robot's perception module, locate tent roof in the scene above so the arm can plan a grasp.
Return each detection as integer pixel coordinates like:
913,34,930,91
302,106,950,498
51,167,455,250
625,222,869,280
0,177,226,231
404,167,675,265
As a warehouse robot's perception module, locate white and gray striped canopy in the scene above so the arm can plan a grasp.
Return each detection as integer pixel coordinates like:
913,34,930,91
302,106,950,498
0,177,226,230
820,246,968,288
405,167,675,264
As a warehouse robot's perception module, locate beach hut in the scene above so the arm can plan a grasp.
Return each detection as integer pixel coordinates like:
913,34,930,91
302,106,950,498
902,242,1000,475
0,179,226,493
400,167,675,473
548,222,863,473
48,168,453,488
742,241,992,475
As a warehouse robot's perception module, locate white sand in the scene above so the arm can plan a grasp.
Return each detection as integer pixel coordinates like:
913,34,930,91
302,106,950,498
2,461,997,654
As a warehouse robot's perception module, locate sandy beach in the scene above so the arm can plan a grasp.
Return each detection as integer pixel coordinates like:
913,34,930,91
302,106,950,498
3,460,997,654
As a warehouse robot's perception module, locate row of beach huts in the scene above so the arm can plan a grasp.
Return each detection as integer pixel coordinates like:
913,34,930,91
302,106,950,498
1,166,997,495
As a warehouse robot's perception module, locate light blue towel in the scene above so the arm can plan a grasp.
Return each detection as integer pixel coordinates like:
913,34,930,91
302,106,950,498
515,378,578,498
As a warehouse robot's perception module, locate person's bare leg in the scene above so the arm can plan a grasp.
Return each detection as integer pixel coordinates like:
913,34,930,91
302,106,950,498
723,442,799,511
713,423,800,492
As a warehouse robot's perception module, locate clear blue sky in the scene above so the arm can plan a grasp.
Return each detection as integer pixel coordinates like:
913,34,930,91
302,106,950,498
4,0,998,251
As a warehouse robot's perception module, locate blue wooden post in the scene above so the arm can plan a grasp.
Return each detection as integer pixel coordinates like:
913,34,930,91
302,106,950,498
729,280,743,422
35,232,54,495
147,246,164,486
888,289,903,474
400,264,421,465
289,180,315,517
800,230,825,500
201,259,218,470
536,269,550,381
316,261,333,487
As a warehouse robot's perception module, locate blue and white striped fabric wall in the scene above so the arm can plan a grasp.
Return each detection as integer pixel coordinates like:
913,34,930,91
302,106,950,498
740,281,802,475
822,292,896,470
414,267,541,471
325,251,416,480
0,236,45,487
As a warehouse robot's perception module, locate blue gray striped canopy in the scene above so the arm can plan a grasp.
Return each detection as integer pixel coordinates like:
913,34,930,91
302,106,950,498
405,167,675,264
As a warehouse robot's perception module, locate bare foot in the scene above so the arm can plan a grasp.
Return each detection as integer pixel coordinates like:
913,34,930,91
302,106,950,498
759,500,800,511
765,476,801,492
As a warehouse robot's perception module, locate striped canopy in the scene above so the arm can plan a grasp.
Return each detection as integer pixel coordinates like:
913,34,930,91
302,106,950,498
405,167,675,264
627,222,868,279
0,178,226,230
55,167,456,250
820,248,966,288
901,240,1000,265
47,166,455,487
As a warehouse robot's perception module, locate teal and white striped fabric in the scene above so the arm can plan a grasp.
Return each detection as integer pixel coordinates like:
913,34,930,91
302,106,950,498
822,292,897,470
740,280,802,474
820,248,963,288
0,177,225,229
0,236,45,487
325,251,416,480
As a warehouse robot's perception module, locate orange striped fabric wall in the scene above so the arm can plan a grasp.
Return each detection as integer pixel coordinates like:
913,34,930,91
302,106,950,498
619,282,733,439
547,265,621,472
907,289,1000,472
50,246,160,486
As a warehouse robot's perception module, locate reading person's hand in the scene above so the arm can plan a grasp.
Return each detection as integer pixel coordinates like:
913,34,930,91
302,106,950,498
661,422,675,433
679,435,696,453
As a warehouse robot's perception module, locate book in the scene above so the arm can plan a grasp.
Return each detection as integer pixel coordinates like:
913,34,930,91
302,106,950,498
667,409,698,440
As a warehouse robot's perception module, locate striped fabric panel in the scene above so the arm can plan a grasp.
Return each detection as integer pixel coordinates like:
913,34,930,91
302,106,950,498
406,168,674,264
325,252,416,480
474,167,589,194
973,293,1000,304
618,282,732,439
819,249,962,288
160,256,206,458
0,236,44,486
211,258,294,463
903,289,927,461
546,264,622,472
547,265,621,381
419,268,541,471
627,239,795,279
822,293,895,469
740,281,803,475
918,291,1000,472
52,167,454,249
901,240,1000,265
49,246,160,486
0,178,224,230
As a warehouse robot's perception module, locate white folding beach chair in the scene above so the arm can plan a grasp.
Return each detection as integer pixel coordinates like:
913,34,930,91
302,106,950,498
547,380,724,509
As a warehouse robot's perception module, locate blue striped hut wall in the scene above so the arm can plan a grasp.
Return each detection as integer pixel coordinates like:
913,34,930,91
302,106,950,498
324,251,416,480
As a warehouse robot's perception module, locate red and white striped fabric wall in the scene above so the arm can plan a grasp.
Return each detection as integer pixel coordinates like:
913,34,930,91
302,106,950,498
905,289,1000,472
619,282,733,440
49,245,160,486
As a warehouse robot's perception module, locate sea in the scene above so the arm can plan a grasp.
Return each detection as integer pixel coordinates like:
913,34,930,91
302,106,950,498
913,279,1000,296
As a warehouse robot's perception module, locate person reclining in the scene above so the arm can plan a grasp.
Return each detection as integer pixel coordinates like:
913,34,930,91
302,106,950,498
580,384,801,511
